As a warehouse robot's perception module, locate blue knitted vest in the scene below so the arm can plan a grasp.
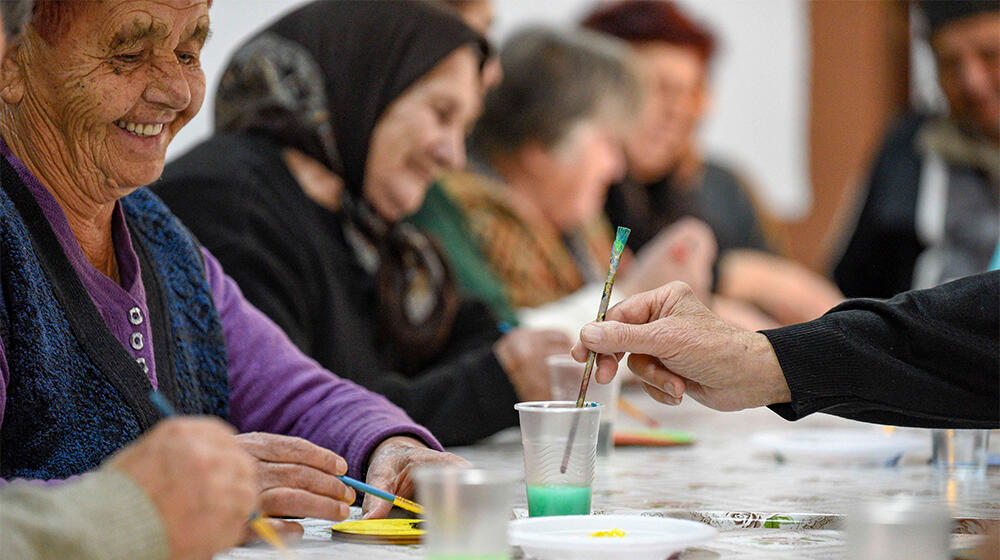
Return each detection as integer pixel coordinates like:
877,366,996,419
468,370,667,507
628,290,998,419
0,159,229,480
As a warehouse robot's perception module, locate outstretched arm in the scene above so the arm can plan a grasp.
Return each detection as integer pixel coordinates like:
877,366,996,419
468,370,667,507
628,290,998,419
573,272,999,428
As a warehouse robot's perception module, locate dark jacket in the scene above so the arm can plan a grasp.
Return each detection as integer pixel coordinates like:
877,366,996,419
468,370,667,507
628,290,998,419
834,113,929,298
156,133,518,446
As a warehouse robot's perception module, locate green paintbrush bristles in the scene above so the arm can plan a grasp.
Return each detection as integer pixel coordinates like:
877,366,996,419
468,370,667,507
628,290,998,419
612,226,630,257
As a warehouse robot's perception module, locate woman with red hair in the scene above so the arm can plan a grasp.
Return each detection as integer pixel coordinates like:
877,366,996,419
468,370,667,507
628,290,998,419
584,0,843,328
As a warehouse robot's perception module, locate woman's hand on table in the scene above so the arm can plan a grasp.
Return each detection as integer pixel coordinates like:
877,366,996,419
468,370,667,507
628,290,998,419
362,436,471,519
494,328,572,401
619,217,717,302
235,432,356,521
105,417,259,560
710,295,780,331
570,281,791,411
717,249,844,325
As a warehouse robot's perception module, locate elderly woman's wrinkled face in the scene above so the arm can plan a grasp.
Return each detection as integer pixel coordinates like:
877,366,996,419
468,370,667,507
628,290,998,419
625,42,707,183
5,0,209,193
364,45,481,223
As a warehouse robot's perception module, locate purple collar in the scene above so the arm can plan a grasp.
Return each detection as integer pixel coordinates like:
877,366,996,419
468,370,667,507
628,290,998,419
0,138,142,297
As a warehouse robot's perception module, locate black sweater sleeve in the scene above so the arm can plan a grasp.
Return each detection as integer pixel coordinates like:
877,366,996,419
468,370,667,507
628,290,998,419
764,271,999,428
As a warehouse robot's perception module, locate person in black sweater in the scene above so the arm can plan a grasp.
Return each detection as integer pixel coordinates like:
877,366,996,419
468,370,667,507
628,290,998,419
572,271,999,429
155,1,569,446
834,2,999,298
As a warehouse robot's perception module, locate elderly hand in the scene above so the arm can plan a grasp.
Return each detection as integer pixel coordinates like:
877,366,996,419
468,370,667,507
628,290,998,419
235,433,356,522
361,436,471,519
570,282,791,412
619,217,717,301
494,327,572,401
104,417,258,560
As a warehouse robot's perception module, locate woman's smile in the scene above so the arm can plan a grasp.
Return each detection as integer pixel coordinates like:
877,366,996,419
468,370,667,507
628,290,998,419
113,120,166,138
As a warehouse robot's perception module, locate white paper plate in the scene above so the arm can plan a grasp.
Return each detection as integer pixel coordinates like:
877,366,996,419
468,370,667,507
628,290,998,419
750,429,929,466
509,514,717,560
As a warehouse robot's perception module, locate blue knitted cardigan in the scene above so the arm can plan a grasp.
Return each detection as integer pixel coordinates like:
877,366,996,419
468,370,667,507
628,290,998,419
0,156,229,480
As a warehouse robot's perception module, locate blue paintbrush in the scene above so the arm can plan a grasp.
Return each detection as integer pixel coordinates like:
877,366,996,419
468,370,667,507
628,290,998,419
151,392,423,517
335,475,424,515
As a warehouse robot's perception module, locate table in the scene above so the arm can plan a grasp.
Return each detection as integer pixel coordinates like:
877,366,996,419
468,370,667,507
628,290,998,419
218,388,999,559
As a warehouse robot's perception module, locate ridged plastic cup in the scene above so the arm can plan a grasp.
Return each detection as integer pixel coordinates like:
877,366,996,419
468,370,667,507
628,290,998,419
414,466,518,560
847,497,951,560
515,401,603,517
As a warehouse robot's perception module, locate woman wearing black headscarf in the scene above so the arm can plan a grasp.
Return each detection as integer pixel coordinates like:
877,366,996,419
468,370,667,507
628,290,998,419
156,0,569,446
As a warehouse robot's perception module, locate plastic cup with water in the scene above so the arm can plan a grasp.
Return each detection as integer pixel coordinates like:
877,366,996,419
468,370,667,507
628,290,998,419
414,466,518,560
515,401,603,517
931,429,989,479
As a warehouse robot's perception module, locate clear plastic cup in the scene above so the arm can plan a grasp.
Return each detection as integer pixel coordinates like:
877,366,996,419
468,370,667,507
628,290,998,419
847,497,951,560
931,429,989,479
546,354,621,456
414,466,518,560
514,401,603,517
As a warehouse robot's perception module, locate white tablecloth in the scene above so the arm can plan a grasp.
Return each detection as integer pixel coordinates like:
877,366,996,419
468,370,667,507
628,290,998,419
217,389,999,559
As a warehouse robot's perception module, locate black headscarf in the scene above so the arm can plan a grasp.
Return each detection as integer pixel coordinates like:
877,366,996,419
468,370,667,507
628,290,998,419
218,0,486,195
214,0,488,363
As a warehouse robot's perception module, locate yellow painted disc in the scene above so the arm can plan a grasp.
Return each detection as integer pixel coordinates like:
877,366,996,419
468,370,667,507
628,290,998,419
331,519,425,536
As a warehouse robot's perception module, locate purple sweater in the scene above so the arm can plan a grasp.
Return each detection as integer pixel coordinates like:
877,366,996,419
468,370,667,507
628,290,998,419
0,145,441,484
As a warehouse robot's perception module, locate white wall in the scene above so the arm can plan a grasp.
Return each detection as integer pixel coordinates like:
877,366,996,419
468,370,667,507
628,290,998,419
170,0,810,218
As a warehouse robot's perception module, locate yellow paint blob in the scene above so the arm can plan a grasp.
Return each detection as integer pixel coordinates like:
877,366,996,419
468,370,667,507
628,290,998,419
589,528,626,538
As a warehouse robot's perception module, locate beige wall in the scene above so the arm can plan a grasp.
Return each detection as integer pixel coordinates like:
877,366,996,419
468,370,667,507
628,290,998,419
784,0,911,272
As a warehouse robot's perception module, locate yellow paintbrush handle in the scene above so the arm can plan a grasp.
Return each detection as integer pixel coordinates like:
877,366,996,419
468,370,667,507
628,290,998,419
392,496,425,515
249,513,290,555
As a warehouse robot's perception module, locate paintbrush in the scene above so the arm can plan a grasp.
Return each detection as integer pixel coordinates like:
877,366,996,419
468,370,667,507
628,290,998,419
147,391,290,555
618,396,661,428
560,226,630,474
336,474,424,515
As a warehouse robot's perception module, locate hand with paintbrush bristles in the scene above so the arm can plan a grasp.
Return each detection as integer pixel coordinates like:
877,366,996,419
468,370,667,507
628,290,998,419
104,417,271,559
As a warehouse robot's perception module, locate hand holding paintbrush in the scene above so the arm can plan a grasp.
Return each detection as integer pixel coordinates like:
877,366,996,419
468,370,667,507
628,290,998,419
149,392,427,545
104,414,265,559
147,392,293,555
560,227,630,474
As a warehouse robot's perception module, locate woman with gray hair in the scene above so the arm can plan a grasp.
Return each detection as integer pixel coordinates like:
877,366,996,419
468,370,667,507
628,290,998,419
415,26,718,335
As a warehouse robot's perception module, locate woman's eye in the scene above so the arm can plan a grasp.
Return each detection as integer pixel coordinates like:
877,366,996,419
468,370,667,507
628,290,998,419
177,52,199,65
115,52,143,64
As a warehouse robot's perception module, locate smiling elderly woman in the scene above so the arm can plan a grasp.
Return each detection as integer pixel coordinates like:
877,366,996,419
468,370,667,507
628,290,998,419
0,0,466,528
155,0,572,448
